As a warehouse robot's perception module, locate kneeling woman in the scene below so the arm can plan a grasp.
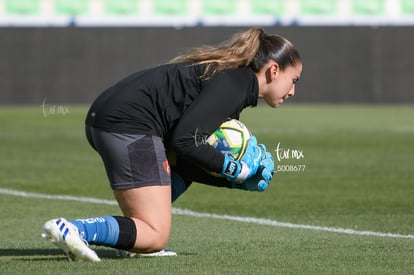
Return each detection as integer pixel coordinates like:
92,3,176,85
41,28,302,261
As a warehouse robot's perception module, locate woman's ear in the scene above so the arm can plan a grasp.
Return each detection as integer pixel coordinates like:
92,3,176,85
270,63,280,80
265,62,280,83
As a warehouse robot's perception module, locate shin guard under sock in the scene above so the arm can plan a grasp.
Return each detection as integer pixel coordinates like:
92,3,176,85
70,216,119,246
70,216,136,250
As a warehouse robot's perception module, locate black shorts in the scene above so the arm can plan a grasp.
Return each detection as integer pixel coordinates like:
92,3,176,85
85,126,171,190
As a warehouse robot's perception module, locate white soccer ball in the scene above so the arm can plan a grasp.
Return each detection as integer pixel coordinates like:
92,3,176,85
207,119,251,161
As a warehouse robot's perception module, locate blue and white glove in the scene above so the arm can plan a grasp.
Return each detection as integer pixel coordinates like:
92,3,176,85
232,145,275,192
221,136,263,182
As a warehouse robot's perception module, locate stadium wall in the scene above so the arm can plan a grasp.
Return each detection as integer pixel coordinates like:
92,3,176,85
1,26,413,104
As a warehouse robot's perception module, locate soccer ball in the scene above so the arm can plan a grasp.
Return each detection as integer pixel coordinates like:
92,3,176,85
207,119,251,161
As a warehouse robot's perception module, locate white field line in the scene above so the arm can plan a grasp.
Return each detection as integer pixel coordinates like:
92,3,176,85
1,188,413,240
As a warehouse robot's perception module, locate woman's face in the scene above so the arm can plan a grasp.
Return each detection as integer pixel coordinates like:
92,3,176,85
258,62,302,108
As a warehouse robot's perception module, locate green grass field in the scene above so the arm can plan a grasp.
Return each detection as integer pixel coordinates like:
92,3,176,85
0,104,413,274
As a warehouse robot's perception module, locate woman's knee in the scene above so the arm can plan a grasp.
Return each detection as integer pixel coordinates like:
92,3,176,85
130,217,170,252
113,186,172,252
143,233,169,252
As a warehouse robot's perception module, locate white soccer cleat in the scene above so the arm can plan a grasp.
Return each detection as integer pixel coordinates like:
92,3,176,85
41,218,101,262
116,249,177,258
139,249,177,257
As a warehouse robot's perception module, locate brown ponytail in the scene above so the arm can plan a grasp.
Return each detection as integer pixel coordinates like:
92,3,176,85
171,28,301,79
171,28,263,79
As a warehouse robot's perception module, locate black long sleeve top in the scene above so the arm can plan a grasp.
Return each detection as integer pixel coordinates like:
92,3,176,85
85,62,258,173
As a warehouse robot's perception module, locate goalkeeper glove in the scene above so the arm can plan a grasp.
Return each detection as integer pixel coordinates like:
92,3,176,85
221,136,263,182
232,145,275,192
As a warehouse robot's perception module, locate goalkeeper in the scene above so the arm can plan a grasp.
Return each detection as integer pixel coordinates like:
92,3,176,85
41,28,302,261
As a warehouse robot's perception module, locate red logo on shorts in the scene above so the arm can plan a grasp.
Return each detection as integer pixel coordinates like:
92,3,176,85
163,160,170,176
